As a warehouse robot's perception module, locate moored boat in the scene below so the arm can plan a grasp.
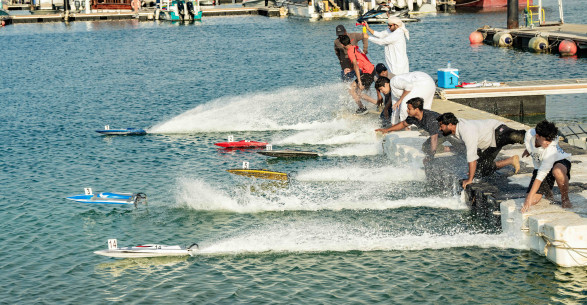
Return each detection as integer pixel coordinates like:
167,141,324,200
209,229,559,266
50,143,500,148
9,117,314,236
154,0,202,21
456,0,529,8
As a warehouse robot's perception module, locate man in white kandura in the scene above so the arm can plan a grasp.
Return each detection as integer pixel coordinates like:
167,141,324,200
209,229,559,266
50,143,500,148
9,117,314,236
363,16,410,76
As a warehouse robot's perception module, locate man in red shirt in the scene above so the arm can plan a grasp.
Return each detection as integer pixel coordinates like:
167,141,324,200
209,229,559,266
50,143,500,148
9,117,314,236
340,35,376,115
334,25,368,82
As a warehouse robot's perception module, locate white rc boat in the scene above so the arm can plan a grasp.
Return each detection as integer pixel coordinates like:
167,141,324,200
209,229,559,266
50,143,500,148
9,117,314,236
94,239,199,258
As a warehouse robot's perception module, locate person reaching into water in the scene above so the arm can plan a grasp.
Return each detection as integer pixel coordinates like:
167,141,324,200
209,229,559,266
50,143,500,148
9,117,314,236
521,120,572,212
339,34,376,115
375,97,444,162
363,16,409,76
334,25,368,82
374,71,436,126
437,112,524,190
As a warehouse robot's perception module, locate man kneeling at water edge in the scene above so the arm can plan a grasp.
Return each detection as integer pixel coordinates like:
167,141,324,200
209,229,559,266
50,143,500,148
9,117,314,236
437,112,524,189
376,97,442,161
521,120,572,212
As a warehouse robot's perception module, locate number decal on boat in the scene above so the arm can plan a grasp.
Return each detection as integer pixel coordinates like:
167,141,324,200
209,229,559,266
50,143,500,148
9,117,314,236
266,144,272,151
242,161,249,169
84,188,93,195
108,239,118,250
228,135,234,142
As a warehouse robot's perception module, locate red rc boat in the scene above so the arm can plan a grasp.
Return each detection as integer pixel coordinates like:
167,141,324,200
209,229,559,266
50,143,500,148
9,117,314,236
214,140,268,148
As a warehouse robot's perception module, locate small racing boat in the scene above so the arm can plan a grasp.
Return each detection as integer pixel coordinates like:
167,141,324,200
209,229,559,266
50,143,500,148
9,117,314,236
94,239,199,258
95,125,147,136
215,140,268,148
227,168,289,181
257,149,320,158
66,188,147,207
215,136,268,148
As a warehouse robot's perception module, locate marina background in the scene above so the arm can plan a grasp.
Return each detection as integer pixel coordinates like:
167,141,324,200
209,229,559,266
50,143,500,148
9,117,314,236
1,1,586,303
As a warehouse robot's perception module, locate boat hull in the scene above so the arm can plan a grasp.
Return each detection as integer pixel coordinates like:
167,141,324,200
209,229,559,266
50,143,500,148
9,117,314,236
95,245,195,258
215,140,268,148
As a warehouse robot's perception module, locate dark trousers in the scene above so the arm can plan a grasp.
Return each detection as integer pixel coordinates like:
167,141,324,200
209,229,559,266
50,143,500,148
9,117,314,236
476,124,525,176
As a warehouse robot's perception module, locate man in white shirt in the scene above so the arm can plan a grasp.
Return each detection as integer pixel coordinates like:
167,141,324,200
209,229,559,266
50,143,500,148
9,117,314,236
375,72,436,126
521,120,572,212
363,16,410,76
437,112,525,189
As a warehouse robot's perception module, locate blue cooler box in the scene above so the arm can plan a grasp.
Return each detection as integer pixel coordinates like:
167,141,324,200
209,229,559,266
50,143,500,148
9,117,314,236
437,68,459,88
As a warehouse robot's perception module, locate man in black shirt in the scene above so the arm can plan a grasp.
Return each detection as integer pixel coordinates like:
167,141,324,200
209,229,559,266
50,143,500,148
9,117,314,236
375,97,443,160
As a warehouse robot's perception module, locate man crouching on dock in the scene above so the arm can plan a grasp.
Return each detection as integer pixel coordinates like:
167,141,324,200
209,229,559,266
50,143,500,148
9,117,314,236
437,112,524,189
521,120,572,212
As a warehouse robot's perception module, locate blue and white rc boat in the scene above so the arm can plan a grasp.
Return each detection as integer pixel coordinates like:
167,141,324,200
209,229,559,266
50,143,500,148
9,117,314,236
67,188,147,207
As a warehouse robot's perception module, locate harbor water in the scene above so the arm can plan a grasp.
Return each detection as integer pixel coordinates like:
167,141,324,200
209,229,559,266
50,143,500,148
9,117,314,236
1,1,586,303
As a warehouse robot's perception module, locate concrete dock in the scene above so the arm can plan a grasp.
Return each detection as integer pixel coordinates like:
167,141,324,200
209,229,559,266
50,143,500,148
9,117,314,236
381,97,587,267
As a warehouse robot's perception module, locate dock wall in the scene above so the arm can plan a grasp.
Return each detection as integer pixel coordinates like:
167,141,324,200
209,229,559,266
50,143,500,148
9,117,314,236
450,95,545,117
501,195,587,267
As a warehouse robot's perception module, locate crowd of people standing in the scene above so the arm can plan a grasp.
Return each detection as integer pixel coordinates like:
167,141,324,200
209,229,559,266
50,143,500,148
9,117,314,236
333,18,573,212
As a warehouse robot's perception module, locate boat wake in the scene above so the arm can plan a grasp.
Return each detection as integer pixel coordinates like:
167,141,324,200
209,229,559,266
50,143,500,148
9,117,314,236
295,165,425,182
148,83,369,134
175,178,465,213
195,220,527,255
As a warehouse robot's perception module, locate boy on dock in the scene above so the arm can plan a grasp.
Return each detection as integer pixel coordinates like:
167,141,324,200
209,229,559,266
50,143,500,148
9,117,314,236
334,25,368,82
436,112,524,189
521,120,572,212
339,34,376,115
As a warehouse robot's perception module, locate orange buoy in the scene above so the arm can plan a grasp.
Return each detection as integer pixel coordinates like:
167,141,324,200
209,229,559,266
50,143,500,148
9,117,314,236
469,31,484,44
558,39,577,56
1,20,5,27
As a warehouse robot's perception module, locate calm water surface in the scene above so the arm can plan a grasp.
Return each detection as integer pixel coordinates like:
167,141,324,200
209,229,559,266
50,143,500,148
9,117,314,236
1,1,586,303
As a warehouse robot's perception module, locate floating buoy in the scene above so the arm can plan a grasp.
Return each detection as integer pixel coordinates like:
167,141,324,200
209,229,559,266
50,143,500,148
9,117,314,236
493,32,513,47
528,36,549,52
469,31,484,44
1,20,5,27
558,39,577,56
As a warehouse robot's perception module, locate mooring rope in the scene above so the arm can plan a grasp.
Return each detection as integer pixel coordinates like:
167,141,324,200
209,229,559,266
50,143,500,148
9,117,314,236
536,232,587,264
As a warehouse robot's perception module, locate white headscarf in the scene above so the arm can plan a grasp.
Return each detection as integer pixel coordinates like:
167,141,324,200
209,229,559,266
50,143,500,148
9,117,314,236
387,16,410,40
